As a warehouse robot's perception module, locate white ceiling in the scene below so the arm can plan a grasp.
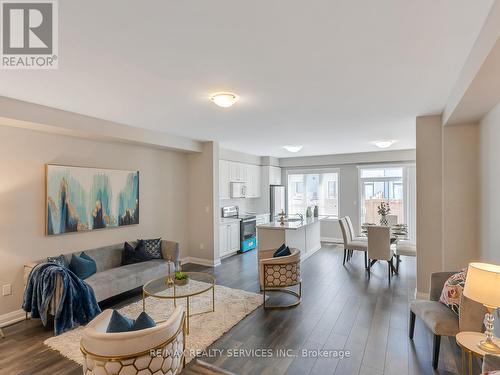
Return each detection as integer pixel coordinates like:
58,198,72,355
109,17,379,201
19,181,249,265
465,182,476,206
0,0,494,157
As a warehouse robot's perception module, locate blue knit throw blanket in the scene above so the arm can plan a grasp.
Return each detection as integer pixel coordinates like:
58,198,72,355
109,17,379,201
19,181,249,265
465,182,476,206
22,263,101,335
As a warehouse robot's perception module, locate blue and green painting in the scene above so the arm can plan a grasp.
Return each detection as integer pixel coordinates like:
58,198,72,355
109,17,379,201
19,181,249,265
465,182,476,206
46,165,139,235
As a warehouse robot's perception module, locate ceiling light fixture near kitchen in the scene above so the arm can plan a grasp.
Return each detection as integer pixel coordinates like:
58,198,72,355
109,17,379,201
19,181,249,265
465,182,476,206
283,145,303,153
373,140,397,149
210,92,239,108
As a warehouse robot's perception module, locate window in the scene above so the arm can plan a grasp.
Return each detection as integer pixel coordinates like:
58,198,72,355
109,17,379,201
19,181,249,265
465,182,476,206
359,166,405,225
287,170,339,217
359,164,416,241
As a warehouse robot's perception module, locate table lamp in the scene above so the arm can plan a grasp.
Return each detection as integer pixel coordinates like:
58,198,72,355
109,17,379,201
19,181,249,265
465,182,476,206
463,262,500,353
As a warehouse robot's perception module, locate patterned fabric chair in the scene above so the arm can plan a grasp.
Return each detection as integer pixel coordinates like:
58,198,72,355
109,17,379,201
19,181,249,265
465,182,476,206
80,307,186,375
258,248,301,309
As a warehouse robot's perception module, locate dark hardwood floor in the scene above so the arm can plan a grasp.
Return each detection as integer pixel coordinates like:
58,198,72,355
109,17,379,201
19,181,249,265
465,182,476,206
0,244,474,375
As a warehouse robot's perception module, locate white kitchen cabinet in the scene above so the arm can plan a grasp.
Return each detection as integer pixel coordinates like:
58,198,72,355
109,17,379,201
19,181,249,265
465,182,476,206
229,162,247,182
219,160,230,199
219,221,240,257
229,222,240,252
269,166,282,185
246,164,261,198
220,160,261,199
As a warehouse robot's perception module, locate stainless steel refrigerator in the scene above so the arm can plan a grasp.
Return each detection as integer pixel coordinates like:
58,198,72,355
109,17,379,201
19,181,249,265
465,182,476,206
270,185,286,221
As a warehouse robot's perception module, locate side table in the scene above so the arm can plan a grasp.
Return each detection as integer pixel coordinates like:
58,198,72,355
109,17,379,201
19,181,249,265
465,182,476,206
456,331,500,375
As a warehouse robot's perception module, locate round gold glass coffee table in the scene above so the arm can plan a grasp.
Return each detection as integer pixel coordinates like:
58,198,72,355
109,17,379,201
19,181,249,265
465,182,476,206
143,272,215,334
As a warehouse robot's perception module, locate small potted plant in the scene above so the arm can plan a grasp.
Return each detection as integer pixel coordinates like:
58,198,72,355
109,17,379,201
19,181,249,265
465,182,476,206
174,271,189,286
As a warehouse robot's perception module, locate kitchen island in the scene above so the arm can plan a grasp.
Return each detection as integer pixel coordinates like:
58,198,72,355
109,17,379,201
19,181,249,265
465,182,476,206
257,217,323,261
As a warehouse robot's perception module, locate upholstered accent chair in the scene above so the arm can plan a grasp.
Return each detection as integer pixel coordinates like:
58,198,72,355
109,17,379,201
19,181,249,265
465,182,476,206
258,248,301,309
81,307,186,375
339,217,368,267
367,225,396,283
409,272,486,369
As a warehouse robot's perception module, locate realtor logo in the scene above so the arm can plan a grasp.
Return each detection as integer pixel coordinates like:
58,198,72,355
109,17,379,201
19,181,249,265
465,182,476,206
1,0,58,69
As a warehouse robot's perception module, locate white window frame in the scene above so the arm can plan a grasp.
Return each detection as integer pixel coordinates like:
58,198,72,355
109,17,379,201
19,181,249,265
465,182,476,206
285,168,340,219
357,164,408,227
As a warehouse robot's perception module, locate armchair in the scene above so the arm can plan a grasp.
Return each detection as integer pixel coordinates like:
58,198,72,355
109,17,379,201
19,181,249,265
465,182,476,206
409,272,486,369
258,248,301,309
81,307,186,375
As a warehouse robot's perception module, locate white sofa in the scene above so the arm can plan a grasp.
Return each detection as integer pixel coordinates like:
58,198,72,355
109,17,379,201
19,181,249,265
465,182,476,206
81,307,186,375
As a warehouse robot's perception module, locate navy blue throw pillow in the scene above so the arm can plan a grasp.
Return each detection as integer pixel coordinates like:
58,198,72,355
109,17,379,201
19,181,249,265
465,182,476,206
106,310,134,333
274,245,291,258
122,241,152,266
69,253,97,279
131,311,156,331
138,238,162,259
273,243,287,257
47,254,69,268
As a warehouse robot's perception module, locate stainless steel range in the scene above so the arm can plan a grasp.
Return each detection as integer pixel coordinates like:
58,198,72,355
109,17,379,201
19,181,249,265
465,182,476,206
221,206,257,253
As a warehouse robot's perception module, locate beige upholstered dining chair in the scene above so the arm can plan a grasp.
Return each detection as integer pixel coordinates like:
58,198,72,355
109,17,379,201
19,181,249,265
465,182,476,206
259,248,301,309
339,218,368,267
395,240,416,273
81,307,186,375
367,225,396,283
386,214,398,226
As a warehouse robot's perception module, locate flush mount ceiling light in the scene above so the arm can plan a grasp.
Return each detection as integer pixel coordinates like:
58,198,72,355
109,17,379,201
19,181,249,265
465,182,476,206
210,92,239,108
373,140,397,149
283,145,303,153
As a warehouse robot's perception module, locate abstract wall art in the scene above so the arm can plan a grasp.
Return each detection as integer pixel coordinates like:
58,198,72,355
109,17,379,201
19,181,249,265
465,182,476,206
46,165,139,235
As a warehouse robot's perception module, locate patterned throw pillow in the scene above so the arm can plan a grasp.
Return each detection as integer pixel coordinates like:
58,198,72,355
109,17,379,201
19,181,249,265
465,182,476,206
47,254,69,268
139,238,162,259
439,268,467,315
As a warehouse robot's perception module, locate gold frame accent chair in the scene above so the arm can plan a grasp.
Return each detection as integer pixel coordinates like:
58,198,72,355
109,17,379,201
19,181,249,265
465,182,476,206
81,307,186,375
259,248,301,309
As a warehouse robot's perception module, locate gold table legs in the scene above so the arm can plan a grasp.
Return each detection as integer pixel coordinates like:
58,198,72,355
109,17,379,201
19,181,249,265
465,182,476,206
461,349,473,375
141,284,215,336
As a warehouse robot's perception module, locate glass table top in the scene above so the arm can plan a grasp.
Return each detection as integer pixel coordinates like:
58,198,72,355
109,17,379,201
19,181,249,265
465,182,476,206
143,272,215,299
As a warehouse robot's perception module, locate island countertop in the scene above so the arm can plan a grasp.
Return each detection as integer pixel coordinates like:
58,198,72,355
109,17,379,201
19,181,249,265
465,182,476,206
257,216,323,230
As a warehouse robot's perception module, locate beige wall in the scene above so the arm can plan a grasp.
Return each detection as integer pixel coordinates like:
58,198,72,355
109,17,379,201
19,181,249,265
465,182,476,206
442,123,479,270
416,116,480,294
416,115,443,294
187,141,219,263
479,102,500,264
0,126,189,317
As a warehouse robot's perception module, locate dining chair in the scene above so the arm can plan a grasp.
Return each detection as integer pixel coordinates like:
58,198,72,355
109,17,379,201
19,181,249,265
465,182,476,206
339,218,368,267
386,214,398,226
345,216,367,242
367,225,396,283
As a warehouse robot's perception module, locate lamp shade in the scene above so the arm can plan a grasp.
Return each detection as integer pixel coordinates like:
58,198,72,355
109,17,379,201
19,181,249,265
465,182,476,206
463,262,500,308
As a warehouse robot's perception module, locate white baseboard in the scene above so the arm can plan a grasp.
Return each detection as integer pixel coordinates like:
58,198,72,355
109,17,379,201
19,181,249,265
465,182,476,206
180,257,221,267
0,309,26,328
321,237,343,244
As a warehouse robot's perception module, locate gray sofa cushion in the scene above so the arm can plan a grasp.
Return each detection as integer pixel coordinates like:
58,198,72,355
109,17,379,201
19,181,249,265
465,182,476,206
410,300,459,337
86,259,170,302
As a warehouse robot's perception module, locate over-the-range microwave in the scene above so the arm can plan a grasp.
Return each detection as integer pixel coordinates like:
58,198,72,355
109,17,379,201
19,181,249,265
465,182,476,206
230,182,246,198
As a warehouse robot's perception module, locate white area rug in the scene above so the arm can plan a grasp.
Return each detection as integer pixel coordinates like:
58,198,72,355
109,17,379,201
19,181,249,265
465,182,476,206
44,283,264,365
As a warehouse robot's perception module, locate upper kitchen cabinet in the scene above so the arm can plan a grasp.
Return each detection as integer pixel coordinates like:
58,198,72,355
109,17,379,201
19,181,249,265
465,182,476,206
229,161,247,182
269,166,282,185
219,160,230,199
219,160,261,199
246,164,261,198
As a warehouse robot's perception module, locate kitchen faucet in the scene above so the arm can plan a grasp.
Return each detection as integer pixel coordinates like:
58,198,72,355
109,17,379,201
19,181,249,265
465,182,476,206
296,213,304,221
